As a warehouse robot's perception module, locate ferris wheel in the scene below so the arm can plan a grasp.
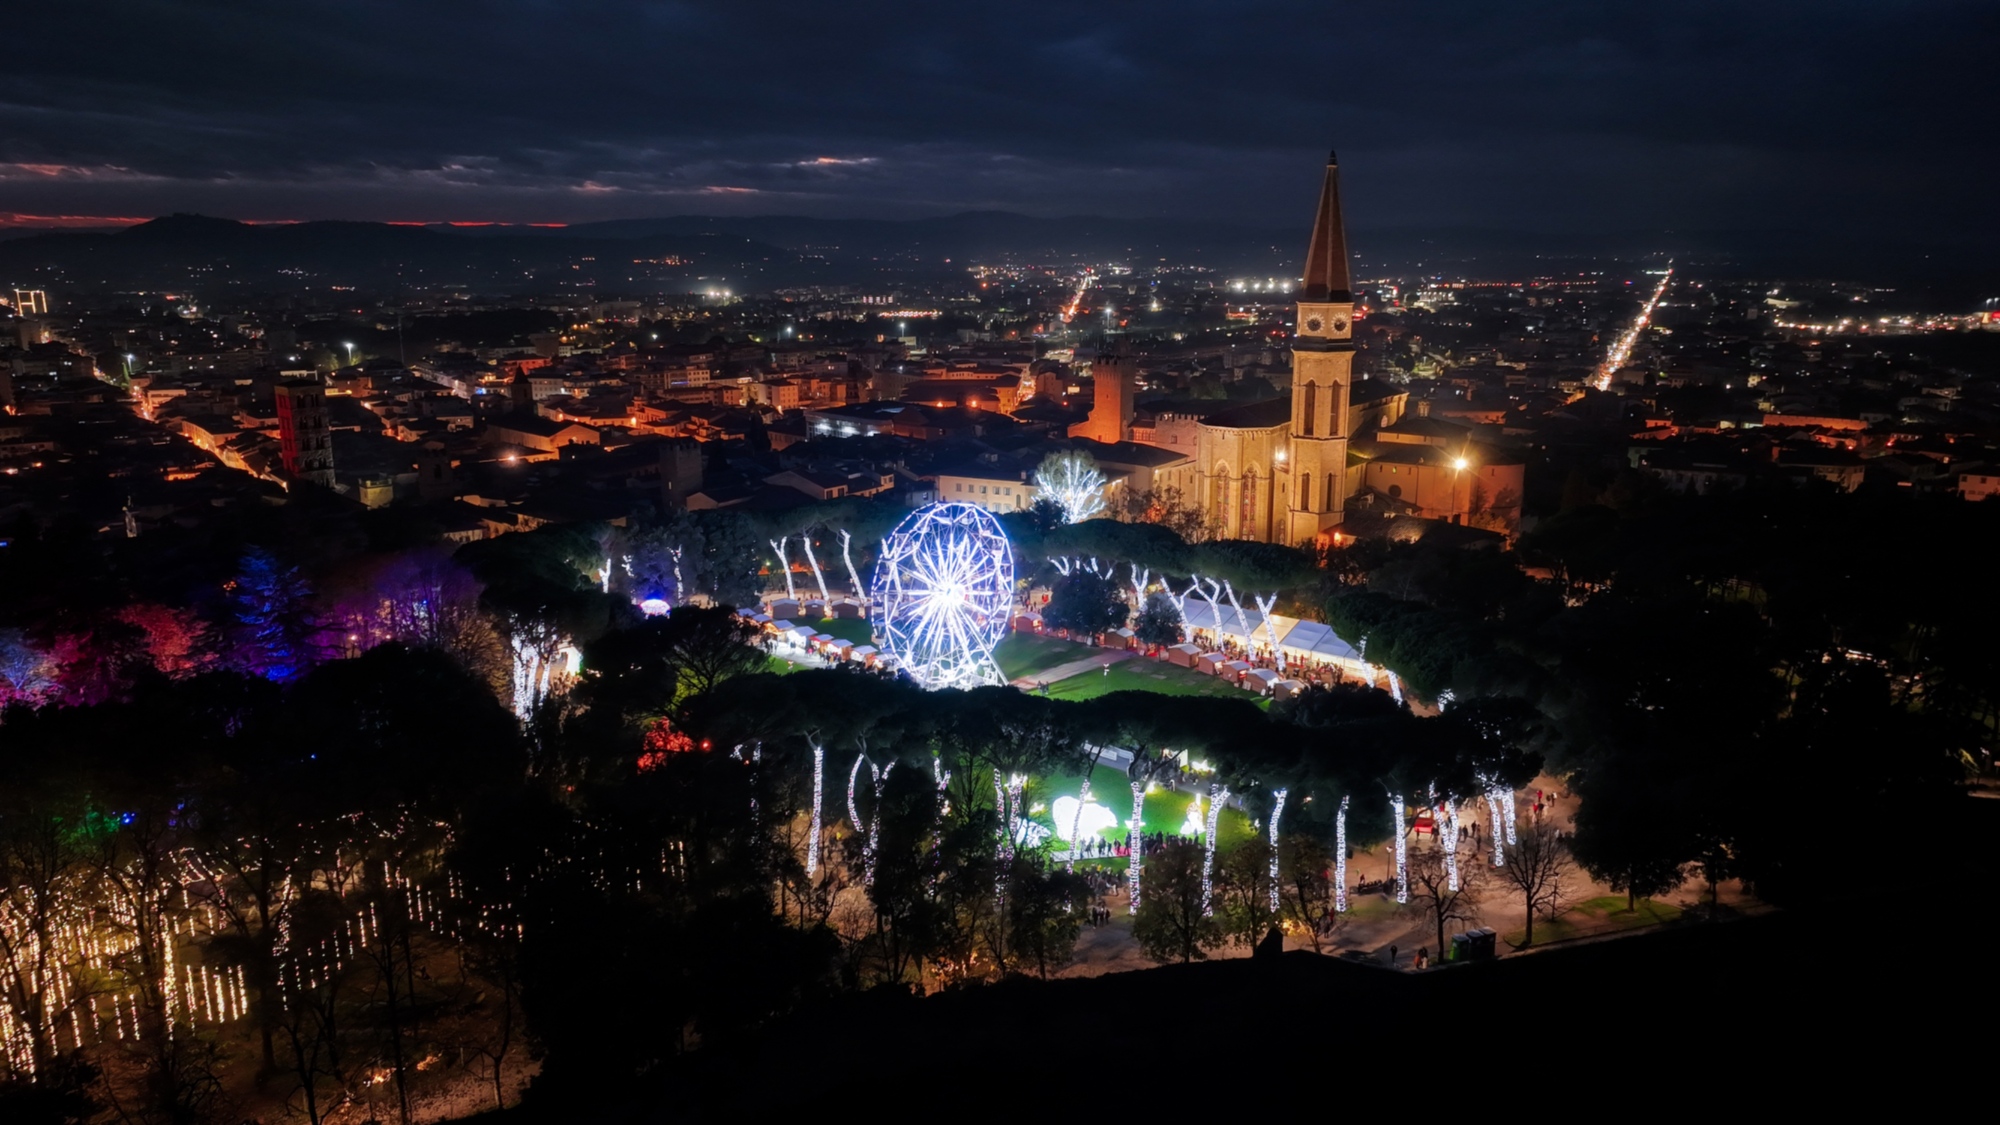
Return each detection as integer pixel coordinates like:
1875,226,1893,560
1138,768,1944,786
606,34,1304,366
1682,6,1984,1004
872,502,1015,691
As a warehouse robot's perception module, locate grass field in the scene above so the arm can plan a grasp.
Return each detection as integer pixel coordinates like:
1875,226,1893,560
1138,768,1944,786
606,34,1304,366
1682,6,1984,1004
1027,763,1260,848
1505,894,1684,947
996,632,1261,703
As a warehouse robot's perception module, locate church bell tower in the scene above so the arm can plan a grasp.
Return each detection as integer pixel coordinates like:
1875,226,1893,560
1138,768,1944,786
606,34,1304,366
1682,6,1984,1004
1284,151,1356,546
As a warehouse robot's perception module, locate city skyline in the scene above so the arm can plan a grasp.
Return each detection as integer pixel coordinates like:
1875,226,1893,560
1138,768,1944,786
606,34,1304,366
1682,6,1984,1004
4,1,1996,250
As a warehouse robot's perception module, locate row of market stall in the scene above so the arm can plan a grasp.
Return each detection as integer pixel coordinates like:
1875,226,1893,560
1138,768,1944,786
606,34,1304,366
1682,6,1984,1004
739,608,889,670
1010,601,1398,701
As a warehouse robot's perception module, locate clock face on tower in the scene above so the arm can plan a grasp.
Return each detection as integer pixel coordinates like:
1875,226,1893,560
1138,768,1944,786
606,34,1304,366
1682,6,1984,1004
1304,315,1324,333
1332,317,1348,334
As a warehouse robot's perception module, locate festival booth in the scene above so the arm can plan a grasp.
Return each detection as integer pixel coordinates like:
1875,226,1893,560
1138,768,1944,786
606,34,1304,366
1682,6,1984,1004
768,597,801,621
1272,677,1307,701
1245,667,1279,693
831,597,866,619
1104,627,1137,650
748,612,773,628
1011,610,1044,632
789,624,818,647
1195,652,1230,676
810,632,835,653
802,599,826,621
850,644,879,666
1165,642,1202,668
1222,659,1252,681
1181,601,1265,651
765,618,794,638
824,638,854,661
1266,617,1372,681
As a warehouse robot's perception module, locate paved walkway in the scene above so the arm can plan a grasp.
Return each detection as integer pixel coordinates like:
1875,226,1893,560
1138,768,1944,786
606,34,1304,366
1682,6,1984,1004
1010,647,1137,691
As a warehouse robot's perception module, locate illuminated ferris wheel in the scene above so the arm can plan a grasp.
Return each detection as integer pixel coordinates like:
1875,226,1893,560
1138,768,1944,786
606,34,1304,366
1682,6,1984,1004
873,502,1015,691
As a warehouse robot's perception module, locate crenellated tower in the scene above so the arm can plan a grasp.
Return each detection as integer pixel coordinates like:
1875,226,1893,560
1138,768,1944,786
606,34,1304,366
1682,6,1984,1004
1284,151,1356,545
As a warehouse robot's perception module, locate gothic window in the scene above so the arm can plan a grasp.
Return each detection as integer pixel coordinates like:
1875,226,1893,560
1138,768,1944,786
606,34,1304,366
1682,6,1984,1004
1301,382,1317,437
1240,471,1258,535
1326,473,1336,509
1300,473,1311,510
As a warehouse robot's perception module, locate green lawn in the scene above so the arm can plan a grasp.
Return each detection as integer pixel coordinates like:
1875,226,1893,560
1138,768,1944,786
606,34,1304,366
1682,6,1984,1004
1504,894,1684,947
1026,763,1259,848
809,616,876,645
994,633,1093,681
1041,657,1263,703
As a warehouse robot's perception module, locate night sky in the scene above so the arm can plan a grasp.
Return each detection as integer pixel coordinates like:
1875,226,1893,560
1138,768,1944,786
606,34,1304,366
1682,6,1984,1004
3,1,1995,242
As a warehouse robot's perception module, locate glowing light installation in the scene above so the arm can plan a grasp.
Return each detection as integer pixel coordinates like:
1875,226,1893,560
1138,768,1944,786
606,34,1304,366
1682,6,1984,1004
1255,594,1285,672
1335,795,1349,913
769,537,797,602
1502,790,1518,845
1128,781,1145,914
801,533,831,606
1129,564,1150,609
806,742,825,877
1485,788,1505,867
1444,799,1461,892
872,503,1014,690
1268,789,1287,914
1392,794,1409,904
1036,451,1108,523
838,528,867,607
1201,784,1229,916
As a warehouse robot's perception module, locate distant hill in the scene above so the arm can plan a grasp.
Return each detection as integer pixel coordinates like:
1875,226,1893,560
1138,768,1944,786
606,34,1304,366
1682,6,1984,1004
1,211,1990,301
0,214,798,295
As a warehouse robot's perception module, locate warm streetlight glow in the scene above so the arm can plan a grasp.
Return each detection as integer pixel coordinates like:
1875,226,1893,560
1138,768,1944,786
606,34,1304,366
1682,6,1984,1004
342,342,355,365
1453,457,1468,471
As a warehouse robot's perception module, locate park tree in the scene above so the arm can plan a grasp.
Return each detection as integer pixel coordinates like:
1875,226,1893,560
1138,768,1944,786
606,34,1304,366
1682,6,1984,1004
1035,450,1108,523
1132,840,1221,963
1498,819,1577,946
1005,859,1087,978
1276,835,1342,953
230,546,325,682
1214,837,1279,949
1042,569,1127,637
1406,843,1485,960
1133,591,1185,647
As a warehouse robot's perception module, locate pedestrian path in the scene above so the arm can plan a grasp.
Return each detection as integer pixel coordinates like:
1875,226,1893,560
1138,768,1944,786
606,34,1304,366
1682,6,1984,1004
1009,647,1137,690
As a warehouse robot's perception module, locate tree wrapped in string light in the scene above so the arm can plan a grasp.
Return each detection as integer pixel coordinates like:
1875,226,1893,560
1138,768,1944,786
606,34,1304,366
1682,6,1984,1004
873,502,1015,690
1034,450,1108,523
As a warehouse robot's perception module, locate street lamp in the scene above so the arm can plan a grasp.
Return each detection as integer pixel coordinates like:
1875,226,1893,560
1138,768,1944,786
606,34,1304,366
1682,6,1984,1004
343,342,355,366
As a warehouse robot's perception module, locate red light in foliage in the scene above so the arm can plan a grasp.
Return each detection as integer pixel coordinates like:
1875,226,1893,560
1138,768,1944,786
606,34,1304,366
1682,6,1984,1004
638,718,698,771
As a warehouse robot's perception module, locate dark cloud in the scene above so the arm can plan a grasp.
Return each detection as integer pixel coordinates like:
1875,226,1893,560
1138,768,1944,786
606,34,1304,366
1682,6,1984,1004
2,0,1994,242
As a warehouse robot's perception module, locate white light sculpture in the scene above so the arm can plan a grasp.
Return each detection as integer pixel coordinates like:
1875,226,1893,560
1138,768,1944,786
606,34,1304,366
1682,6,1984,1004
872,503,1014,690
1053,795,1118,843
1502,790,1518,845
1268,788,1287,914
1180,792,1207,838
1335,795,1349,913
639,598,670,617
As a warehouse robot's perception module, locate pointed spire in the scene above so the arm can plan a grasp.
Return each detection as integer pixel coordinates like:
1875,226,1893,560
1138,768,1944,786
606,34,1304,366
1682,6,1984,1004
1300,152,1352,303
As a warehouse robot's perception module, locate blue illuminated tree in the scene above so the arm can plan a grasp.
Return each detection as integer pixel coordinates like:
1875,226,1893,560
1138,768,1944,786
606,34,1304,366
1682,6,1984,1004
232,547,320,682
